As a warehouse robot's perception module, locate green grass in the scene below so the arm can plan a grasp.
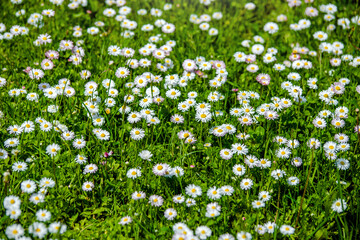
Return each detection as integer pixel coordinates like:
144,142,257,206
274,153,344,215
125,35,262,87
1,0,360,239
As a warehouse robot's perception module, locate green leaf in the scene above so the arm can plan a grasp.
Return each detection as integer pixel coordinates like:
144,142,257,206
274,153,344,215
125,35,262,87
254,126,265,136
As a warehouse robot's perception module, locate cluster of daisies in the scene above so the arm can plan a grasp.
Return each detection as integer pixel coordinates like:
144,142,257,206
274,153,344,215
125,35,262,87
89,1,175,38
170,221,296,240
233,6,360,75
0,9,56,41
5,116,86,149
189,12,222,36
8,77,76,106
1,0,359,239
3,180,68,239
108,39,177,72
0,7,54,39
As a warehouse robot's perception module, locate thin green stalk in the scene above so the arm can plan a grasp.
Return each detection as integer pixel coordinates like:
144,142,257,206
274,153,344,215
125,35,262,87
295,148,315,229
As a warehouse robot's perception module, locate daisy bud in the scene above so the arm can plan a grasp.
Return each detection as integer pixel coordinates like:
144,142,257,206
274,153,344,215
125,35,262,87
195,70,204,76
3,170,10,182
23,67,31,73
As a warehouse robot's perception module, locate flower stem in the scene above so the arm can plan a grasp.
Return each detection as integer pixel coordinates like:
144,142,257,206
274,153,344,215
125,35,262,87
295,148,314,228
